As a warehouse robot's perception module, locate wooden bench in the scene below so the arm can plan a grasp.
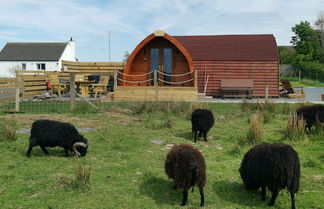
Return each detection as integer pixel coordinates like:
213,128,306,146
221,79,253,98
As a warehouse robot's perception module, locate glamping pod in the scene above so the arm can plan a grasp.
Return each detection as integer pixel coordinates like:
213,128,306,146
115,30,279,101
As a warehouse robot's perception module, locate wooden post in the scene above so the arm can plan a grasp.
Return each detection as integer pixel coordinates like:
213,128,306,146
114,70,117,90
15,87,19,112
298,70,301,82
265,82,269,101
69,72,76,110
154,70,158,102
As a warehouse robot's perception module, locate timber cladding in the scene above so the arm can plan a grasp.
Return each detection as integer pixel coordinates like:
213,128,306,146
114,86,198,102
195,61,279,97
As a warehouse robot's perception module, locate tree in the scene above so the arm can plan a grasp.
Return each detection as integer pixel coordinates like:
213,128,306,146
314,11,324,56
123,51,130,62
278,46,296,64
291,21,323,62
7,64,22,77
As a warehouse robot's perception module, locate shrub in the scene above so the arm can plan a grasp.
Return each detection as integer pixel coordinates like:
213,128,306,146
247,114,263,144
0,119,17,142
286,113,306,141
313,116,324,135
72,159,91,189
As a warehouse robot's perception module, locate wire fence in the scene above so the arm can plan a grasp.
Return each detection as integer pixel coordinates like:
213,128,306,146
0,69,197,113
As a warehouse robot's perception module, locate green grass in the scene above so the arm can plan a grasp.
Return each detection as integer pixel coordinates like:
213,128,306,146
0,102,323,209
281,76,324,87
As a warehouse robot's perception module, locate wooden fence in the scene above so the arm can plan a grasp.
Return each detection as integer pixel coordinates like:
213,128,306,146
15,70,68,98
11,61,124,98
62,60,124,72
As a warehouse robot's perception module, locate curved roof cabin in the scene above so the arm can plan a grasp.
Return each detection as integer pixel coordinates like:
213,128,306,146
118,30,279,99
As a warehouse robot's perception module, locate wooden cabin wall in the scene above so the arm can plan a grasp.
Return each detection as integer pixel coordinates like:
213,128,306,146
173,50,192,86
194,61,279,97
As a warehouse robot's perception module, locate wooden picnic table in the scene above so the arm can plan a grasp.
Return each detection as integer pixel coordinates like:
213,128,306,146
76,81,96,97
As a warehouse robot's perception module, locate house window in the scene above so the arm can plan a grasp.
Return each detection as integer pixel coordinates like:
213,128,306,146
36,63,46,70
21,63,26,70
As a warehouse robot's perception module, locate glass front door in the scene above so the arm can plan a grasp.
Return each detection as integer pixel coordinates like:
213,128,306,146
163,48,172,85
150,48,172,86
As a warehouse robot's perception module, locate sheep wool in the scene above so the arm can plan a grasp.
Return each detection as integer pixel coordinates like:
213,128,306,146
296,104,324,131
191,109,214,143
27,120,89,157
239,142,300,209
165,144,206,207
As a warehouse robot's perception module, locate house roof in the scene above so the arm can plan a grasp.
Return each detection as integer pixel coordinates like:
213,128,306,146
0,42,68,61
173,34,278,61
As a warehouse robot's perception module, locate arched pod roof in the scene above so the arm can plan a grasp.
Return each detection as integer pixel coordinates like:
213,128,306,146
124,30,194,75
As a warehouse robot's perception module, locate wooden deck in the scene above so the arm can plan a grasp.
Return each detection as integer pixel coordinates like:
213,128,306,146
114,86,198,102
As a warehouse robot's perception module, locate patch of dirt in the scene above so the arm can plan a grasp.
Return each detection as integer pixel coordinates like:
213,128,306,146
312,175,324,183
1,114,107,129
104,111,139,126
1,111,139,129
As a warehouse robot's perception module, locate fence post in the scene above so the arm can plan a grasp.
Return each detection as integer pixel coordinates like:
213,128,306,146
69,72,76,110
154,70,158,102
299,70,301,82
15,87,19,112
114,70,117,90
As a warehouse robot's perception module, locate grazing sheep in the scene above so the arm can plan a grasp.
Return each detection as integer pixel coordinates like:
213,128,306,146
27,120,89,157
165,144,206,207
296,104,324,131
191,109,214,143
239,142,300,209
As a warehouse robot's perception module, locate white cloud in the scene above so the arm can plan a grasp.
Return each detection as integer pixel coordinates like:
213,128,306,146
0,0,323,61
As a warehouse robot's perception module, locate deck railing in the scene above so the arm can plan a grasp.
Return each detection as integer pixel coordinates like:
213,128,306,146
115,70,198,88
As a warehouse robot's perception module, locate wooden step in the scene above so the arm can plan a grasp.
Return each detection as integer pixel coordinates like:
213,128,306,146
198,93,214,101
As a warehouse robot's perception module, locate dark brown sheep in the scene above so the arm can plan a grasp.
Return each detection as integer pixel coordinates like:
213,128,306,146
191,109,214,143
239,142,300,209
165,144,206,207
296,104,324,131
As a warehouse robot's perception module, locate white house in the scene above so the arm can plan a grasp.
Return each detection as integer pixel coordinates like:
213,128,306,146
0,38,76,77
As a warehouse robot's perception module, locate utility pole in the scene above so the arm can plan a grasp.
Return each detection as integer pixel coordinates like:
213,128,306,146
108,31,111,62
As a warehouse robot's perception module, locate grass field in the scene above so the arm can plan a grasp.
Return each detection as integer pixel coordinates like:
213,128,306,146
0,102,323,209
280,76,324,87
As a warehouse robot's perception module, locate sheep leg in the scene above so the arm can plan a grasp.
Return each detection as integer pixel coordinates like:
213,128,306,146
64,148,69,157
261,186,266,201
199,187,205,207
26,144,35,157
267,190,279,206
194,131,197,143
203,132,207,142
40,145,49,155
290,191,296,209
181,190,188,206
172,184,177,190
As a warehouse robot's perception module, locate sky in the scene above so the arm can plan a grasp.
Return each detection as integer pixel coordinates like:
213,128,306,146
0,0,323,62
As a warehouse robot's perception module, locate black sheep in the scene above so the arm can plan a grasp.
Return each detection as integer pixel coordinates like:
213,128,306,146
191,109,214,143
296,104,324,131
27,120,89,157
165,144,206,207
239,142,300,209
